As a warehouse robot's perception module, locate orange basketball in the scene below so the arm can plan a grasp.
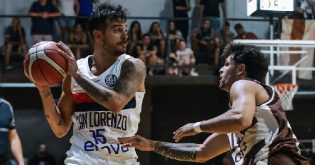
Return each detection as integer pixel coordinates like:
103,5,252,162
24,41,68,86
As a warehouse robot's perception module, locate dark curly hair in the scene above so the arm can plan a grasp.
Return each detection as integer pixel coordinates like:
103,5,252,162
87,2,128,39
222,43,269,83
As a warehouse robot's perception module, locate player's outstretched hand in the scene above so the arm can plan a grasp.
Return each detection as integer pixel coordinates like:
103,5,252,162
118,135,156,151
173,123,199,142
56,41,79,78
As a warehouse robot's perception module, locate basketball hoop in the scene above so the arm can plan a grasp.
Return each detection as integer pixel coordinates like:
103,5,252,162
273,83,299,111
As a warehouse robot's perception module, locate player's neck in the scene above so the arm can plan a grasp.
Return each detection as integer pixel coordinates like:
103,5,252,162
92,51,118,75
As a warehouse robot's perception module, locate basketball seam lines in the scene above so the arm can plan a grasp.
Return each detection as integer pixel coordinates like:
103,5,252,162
36,57,53,86
29,49,61,56
41,49,67,77
39,59,65,83
28,42,66,85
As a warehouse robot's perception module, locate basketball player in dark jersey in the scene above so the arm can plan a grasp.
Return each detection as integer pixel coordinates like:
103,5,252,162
118,44,310,165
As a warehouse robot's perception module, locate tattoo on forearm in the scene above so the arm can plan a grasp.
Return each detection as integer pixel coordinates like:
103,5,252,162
44,91,52,98
45,114,50,118
75,59,144,106
154,142,197,162
114,60,144,98
76,75,113,103
104,92,112,102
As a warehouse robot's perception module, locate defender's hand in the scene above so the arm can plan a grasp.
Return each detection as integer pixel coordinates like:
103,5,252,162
118,135,156,151
173,123,199,142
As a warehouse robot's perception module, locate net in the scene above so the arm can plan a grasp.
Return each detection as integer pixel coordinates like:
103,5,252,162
273,83,299,111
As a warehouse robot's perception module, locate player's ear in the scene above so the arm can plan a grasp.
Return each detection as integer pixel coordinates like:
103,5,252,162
93,30,102,41
238,64,246,75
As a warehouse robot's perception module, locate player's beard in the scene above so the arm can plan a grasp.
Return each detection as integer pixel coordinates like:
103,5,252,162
102,39,126,57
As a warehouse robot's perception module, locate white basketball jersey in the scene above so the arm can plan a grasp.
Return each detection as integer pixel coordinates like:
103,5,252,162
69,54,145,163
227,81,305,165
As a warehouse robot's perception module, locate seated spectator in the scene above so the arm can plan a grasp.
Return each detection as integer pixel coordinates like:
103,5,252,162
234,23,258,39
68,23,89,59
166,21,183,75
176,39,198,76
137,33,158,76
28,0,61,43
29,144,56,165
55,0,80,43
168,52,178,75
148,22,166,58
127,21,143,57
217,21,235,49
4,17,28,70
191,19,220,66
167,20,182,54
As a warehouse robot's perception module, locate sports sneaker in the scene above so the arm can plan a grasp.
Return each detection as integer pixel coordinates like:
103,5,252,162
189,71,199,77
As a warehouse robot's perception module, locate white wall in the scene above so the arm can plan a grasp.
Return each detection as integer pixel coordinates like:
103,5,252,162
0,0,271,48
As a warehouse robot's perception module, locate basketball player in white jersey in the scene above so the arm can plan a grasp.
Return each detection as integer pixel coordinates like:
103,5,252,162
25,2,146,165
118,44,310,165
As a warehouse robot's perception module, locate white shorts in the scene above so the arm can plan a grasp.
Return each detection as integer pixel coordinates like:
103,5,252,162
65,145,139,165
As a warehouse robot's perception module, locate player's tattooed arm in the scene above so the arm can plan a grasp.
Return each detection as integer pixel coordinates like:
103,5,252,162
154,142,199,162
75,76,113,102
43,91,52,98
74,59,146,112
114,59,146,98
43,100,62,125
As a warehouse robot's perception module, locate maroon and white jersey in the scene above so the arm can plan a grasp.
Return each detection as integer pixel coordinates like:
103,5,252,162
227,80,309,165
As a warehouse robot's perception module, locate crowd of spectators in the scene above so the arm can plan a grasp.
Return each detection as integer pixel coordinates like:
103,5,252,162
4,0,315,76
2,0,261,76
